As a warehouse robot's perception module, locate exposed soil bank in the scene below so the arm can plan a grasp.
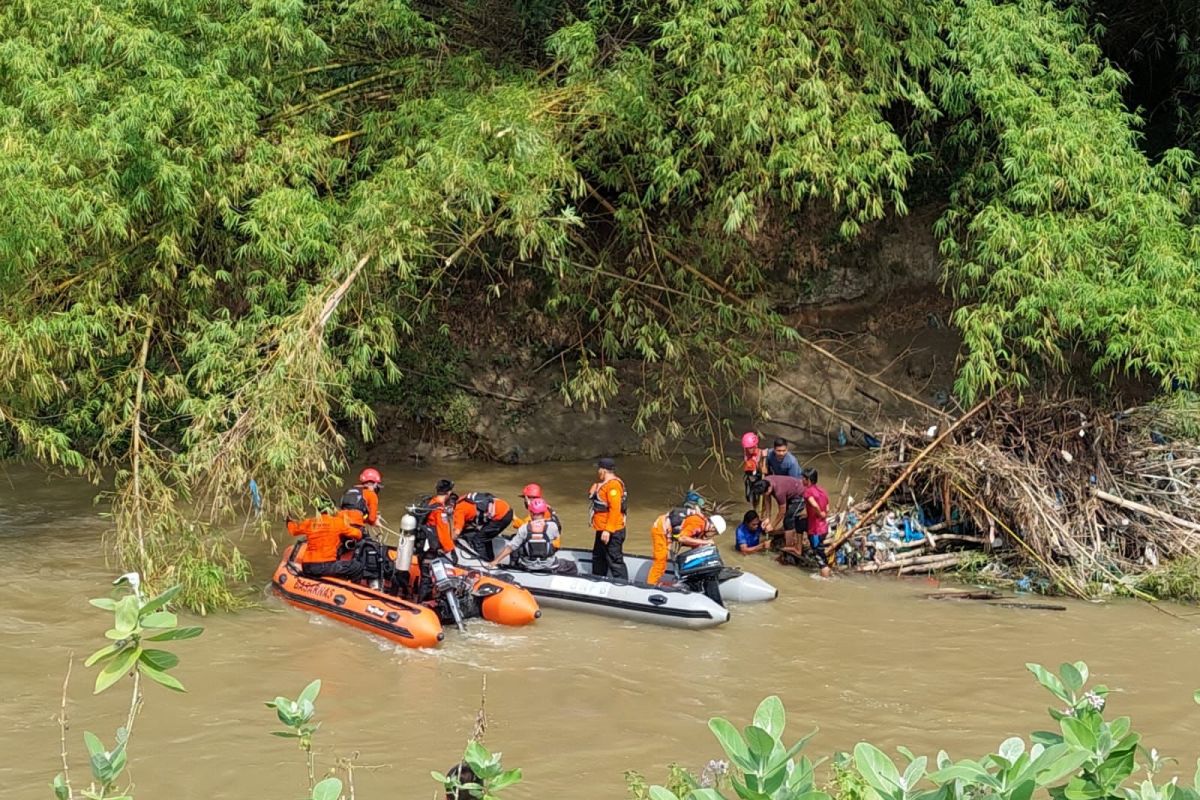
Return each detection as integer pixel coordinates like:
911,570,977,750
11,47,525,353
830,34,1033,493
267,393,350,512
365,205,960,464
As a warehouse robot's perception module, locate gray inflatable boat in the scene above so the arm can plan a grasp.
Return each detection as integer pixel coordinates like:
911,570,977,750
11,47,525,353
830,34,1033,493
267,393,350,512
452,543,777,629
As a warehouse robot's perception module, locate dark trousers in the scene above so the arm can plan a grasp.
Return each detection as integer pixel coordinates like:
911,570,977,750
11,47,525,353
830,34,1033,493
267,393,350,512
591,528,628,580
302,559,364,580
463,510,515,560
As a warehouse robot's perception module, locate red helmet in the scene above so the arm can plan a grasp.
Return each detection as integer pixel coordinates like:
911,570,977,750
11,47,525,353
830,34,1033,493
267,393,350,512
520,483,543,499
359,468,382,485
741,432,759,449
528,498,549,515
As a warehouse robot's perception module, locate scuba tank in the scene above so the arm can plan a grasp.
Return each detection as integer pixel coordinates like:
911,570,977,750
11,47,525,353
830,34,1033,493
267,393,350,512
395,513,418,571
429,558,466,633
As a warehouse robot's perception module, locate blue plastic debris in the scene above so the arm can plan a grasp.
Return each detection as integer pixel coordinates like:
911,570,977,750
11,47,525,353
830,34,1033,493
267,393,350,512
248,478,262,513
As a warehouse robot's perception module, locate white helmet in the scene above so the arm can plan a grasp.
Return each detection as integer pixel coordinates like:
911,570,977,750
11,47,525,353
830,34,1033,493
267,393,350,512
709,514,727,535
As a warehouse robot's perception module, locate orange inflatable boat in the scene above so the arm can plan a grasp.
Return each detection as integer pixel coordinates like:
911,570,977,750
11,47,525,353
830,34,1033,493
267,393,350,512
272,534,539,648
273,546,445,648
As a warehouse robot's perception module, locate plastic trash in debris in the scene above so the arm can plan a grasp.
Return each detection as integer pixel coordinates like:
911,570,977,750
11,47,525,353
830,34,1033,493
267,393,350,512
837,427,848,448
863,433,882,449
1015,575,1033,592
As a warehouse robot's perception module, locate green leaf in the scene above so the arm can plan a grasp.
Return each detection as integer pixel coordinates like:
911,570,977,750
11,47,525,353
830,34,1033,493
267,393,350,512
648,788,682,800
1193,690,1199,706
490,768,523,791
83,732,106,758
753,695,786,739
146,626,203,641
999,737,1026,764
299,679,321,706
114,597,139,636
94,646,141,694
139,662,186,692
1060,663,1084,694
139,648,180,671
856,742,902,793
1061,718,1098,752
85,643,123,668
89,598,117,611
1028,664,1070,702
743,724,776,767
311,777,342,800
52,773,69,800
141,610,178,629
139,585,182,617
709,717,754,772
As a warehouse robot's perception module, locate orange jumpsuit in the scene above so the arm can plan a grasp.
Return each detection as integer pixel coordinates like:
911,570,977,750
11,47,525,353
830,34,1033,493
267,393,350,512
287,513,362,564
647,513,706,584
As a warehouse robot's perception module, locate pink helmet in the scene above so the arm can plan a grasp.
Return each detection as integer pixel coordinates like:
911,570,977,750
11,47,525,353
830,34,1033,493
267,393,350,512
359,468,382,485
741,432,759,449
521,483,543,498
528,498,548,514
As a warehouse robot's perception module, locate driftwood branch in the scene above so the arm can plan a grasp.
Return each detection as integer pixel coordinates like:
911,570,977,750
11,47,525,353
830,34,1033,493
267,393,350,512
826,398,991,554
1092,488,1200,535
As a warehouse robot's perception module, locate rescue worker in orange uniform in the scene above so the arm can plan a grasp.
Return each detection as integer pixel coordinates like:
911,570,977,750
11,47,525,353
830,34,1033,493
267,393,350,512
588,457,628,579
423,478,458,554
339,468,383,531
647,505,708,585
511,483,563,550
453,492,514,561
287,497,364,579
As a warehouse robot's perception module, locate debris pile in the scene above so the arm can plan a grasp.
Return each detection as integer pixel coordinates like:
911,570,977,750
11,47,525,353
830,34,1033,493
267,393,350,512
832,395,1200,599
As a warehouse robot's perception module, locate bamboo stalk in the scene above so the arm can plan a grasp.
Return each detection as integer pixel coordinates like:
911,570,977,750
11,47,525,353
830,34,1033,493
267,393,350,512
1092,488,1200,534
856,552,968,573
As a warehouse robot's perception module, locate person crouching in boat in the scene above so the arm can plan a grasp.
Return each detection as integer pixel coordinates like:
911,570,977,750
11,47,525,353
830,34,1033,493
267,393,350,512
487,499,578,574
424,478,458,554
287,496,364,580
674,513,728,606
454,491,514,561
339,467,383,532
647,501,708,585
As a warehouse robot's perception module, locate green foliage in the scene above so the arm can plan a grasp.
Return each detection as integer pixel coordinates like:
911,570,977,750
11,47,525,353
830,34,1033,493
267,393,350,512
936,0,1200,401
651,695,829,800
4,0,1200,602
432,741,524,800
628,765,704,799
1133,556,1200,602
827,753,871,800
266,679,326,793
85,581,202,695
53,579,203,800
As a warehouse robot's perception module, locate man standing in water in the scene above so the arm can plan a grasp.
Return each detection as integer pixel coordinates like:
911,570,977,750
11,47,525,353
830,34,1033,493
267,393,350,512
800,467,832,577
588,457,628,580
766,437,802,478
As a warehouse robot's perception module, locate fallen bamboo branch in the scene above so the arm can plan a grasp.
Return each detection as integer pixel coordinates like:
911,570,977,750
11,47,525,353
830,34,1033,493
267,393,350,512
826,398,992,555
899,554,972,574
856,552,969,573
1091,488,1200,535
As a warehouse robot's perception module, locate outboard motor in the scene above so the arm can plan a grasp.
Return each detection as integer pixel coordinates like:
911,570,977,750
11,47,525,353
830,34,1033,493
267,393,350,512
429,557,467,633
395,513,418,572
675,544,725,585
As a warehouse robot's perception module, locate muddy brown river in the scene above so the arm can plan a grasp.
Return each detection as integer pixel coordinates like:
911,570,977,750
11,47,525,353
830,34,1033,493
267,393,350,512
2,455,1198,799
